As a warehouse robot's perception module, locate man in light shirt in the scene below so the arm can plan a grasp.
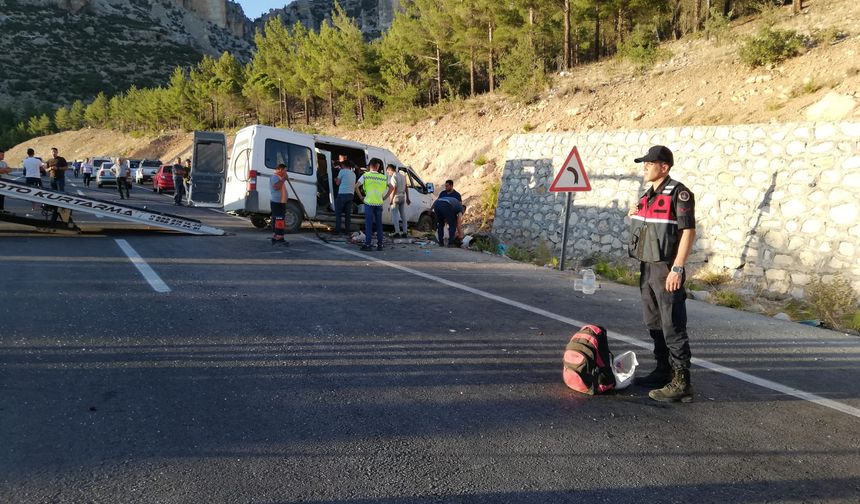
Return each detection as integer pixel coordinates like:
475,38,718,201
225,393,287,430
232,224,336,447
386,164,410,238
22,148,43,187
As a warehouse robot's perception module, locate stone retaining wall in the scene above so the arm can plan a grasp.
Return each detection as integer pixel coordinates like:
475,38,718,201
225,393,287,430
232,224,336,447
493,121,860,298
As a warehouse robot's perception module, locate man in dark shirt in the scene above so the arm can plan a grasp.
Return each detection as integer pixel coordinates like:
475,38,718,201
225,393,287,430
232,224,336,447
45,147,68,192
172,156,186,205
439,179,461,201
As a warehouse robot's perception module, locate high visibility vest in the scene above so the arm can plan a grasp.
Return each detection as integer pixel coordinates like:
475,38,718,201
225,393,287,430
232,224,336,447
362,171,387,206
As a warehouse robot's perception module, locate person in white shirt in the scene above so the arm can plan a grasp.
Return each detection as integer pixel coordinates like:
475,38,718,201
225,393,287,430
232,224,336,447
386,164,410,238
81,158,94,188
22,148,43,188
114,157,130,199
21,148,44,210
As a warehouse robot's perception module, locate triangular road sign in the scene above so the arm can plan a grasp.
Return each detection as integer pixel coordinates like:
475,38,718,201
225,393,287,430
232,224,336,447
549,146,591,192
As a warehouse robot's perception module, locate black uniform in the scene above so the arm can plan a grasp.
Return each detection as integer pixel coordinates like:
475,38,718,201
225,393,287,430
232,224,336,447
629,177,695,369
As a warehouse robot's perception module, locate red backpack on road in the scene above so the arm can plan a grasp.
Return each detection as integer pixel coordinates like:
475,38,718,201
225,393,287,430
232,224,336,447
562,324,616,395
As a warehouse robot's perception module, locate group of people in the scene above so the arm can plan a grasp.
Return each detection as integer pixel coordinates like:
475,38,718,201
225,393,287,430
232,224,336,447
171,156,192,206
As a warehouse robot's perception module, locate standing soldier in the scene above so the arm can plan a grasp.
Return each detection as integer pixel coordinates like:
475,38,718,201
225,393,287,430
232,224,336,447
270,163,290,246
172,156,186,206
355,158,390,251
628,145,696,403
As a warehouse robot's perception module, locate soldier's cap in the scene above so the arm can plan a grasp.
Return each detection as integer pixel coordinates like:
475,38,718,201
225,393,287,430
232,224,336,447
634,145,674,167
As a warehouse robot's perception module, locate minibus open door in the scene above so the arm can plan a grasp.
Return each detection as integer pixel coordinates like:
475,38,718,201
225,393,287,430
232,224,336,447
188,131,227,208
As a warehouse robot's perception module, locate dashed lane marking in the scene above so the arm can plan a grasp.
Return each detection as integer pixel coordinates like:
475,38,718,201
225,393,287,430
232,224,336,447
114,239,171,293
299,235,860,420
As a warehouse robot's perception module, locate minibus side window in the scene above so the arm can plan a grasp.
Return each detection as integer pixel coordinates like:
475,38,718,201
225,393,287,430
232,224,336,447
264,139,313,175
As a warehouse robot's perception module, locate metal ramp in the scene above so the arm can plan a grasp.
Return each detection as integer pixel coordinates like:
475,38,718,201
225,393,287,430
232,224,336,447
0,178,225,236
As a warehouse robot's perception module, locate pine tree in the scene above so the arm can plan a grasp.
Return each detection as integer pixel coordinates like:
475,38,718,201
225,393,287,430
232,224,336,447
54,106,73,131
377,13,424,112
84,92,110,128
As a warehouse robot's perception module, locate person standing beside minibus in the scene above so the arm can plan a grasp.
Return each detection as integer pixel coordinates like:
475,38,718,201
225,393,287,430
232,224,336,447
355,158,390,251
270,163,290,246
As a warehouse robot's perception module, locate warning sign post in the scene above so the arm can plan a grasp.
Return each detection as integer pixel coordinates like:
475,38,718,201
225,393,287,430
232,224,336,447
549,146,591,271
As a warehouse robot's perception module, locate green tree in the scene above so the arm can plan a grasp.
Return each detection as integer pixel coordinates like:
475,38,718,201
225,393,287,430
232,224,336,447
411,0,455,103
54,106,73,131
69,100,86,129
330,3,376,122
27,113,53,136
84,92,110,128
498,34,547,101
376,13,424,112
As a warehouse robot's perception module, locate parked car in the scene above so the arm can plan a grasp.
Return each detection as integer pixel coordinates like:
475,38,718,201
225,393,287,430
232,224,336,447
135,159,162,184
96,163,116,187
91,157,112,171
151,164,175,193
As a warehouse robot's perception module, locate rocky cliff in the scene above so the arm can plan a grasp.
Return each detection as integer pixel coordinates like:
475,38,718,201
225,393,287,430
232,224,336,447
259,0,400,39
0,0,253,113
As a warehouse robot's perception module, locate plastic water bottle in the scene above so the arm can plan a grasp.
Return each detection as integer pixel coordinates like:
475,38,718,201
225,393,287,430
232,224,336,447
581,268,596,294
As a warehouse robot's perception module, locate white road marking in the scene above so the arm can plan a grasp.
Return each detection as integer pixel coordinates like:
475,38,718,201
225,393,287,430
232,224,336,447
300,236,860,420
114,239,171,293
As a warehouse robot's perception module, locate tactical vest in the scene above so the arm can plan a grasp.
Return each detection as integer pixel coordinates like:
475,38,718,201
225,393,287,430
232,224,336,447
362,171,387,206
628,178,684,263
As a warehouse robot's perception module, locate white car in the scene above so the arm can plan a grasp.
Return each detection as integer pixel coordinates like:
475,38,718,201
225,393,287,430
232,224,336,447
135,159,162,183
96,163,116,187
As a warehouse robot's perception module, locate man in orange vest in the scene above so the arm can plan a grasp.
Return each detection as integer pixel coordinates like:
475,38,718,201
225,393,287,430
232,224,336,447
270,163,290,246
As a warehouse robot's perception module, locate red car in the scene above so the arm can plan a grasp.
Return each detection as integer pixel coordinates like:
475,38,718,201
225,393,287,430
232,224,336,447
151,165,176,194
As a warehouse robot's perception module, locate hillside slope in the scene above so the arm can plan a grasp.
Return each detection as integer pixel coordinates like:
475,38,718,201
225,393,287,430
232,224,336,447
6,0,859,220
0,0,253,113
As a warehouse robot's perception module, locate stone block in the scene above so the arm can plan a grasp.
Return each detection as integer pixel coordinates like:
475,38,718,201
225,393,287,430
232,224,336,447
731,129,749,141
773,255,794,267
839,122,860,136
786,141,806,156
800,220,823,234
814,123,837,139
843,157,860,170
809,142,834,154
838,242,855,257
766,269,787,281
751,142,768,155
780,200,806,218
793,127,810,139
829,203,858,226
742,188,761,201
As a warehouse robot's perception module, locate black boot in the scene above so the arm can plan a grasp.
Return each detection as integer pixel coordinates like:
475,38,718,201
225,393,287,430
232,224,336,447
633,358,672,388
649,368,693,403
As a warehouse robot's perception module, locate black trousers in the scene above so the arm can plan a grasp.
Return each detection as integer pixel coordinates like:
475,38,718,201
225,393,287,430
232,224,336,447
117,177,129,198
173,176,185,203
640,261,691,369
271,201,286,240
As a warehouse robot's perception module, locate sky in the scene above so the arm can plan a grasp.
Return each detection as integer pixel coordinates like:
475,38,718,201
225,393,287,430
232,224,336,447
238,0,292,19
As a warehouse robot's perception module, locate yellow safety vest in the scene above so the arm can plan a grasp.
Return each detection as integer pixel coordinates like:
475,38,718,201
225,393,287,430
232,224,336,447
362,171,387,206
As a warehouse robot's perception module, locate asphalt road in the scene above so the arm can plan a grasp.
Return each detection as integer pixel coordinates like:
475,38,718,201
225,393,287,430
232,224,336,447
1,178,859,503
